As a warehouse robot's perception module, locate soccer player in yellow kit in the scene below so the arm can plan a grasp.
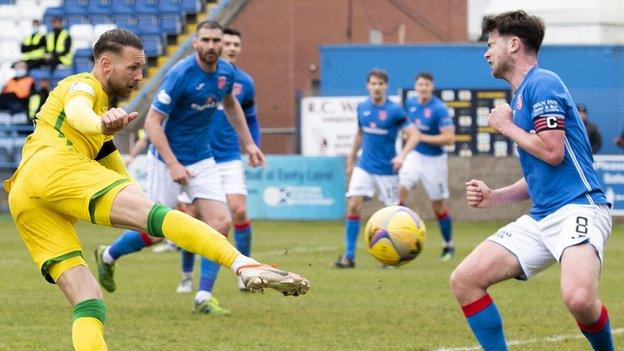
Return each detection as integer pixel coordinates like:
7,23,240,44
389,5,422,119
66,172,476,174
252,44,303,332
4,29,309,351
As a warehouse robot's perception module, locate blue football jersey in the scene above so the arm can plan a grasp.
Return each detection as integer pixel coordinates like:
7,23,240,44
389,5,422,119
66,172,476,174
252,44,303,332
208,65,259,163
405,95,453,156
512,66,607,220
356,99,408,175
149,56,234,165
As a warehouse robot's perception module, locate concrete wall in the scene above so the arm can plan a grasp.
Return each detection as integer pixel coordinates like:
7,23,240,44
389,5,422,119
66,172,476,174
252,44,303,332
227,0,467,154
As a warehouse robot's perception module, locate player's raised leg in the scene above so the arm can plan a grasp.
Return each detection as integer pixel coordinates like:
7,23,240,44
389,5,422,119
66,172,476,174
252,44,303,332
450,241,522,350
561,243,614,350
108,184,310,296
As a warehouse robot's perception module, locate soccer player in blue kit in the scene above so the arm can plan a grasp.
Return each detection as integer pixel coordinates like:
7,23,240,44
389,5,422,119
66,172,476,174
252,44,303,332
399,72,456,261
95,21,266,314
333,69,419,268
176,27,261,295
450,11,614,350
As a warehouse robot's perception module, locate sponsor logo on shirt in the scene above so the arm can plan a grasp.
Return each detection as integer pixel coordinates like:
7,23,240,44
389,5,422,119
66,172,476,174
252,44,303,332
191,95,219,111
363,110,371,116
362,122,389,135
157,89,171,105
195,83,205,90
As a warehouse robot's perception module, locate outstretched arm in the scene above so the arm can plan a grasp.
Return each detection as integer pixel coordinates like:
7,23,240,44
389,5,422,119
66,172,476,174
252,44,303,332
465,178,529,209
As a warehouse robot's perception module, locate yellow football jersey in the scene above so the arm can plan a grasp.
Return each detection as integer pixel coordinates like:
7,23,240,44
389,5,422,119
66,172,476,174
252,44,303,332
28,72,111,160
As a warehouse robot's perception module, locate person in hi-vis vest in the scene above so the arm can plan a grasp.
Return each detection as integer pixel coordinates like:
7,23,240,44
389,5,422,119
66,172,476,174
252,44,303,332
21,19,47,69
45,17,72,72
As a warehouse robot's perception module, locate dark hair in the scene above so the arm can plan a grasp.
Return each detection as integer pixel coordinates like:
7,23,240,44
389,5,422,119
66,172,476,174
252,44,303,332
482,10,545,53
415,72,434,82
223,27,242,38
197,20,223,33
93,28,143,59
576,103,587,113
367,69,388,83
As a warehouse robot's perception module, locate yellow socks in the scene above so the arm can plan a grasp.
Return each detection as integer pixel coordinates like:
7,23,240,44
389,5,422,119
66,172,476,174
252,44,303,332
72,299,107,351
147,204,240,268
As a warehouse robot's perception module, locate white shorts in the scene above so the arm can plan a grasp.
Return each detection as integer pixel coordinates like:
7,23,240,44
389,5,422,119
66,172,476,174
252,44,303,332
399,151,449,200
346,167,399,206
216,159,247,196
146,152,226,207
488,204,612,280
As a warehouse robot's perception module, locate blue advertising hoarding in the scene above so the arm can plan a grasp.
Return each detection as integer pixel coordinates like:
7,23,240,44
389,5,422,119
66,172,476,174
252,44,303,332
245,156,346,220
594,155,624,216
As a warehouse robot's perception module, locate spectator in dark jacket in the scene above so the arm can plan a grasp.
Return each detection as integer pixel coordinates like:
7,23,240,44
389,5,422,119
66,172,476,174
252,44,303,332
577,103,602,154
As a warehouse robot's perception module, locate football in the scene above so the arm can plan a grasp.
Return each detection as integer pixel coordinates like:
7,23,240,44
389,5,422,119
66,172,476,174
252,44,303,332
364,206,427,266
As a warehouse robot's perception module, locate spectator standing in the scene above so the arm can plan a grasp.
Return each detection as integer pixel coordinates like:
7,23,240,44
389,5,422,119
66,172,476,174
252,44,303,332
577,103,602,153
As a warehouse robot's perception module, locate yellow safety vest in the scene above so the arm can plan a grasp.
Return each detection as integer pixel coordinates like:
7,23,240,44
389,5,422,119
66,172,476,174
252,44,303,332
22,32,46,61
46,29,73,66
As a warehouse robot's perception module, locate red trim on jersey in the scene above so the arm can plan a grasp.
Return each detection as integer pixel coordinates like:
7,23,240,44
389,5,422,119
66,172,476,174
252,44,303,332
139,232,154,246
234,221,251,231
347,215,360,220
578,304,609,333
461,294,493,317
533,115,565,133
436,210,449,221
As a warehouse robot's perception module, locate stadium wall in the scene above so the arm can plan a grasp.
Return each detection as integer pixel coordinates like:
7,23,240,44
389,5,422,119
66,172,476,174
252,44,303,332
320,44,624,155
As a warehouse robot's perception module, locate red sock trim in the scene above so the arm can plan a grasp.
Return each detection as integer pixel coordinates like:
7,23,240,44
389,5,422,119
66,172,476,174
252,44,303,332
437,210,449,221
139,232,154,246
578,305,609,333
234,221,251,231
461,294,493,318
347,215,360,221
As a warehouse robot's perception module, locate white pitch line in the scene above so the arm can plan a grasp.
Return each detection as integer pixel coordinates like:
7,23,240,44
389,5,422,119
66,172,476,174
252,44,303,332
436,327,624,351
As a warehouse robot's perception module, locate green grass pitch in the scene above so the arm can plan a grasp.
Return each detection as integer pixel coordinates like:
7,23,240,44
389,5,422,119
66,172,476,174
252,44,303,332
0,214,622,350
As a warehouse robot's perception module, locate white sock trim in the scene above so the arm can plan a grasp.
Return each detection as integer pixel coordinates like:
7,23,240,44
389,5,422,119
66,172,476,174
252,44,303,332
102,246,115,265
195,290,212,304
230,255,259,274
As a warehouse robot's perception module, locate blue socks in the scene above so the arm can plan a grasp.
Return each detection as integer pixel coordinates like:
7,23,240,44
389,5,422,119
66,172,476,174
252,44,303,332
437,211,453,245
234,221,252,256
344,215,360,261
108,230,151,260
462,294,507,351
578,304,614,351
198,258,220,293
181,249,195,273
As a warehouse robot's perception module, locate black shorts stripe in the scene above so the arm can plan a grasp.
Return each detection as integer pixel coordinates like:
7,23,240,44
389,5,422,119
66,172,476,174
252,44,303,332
95,140,117,160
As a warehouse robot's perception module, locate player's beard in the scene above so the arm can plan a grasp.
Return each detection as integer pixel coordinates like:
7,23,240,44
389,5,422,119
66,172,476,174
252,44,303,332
201,48,221,66
108,75,134,99
492,59,511,79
